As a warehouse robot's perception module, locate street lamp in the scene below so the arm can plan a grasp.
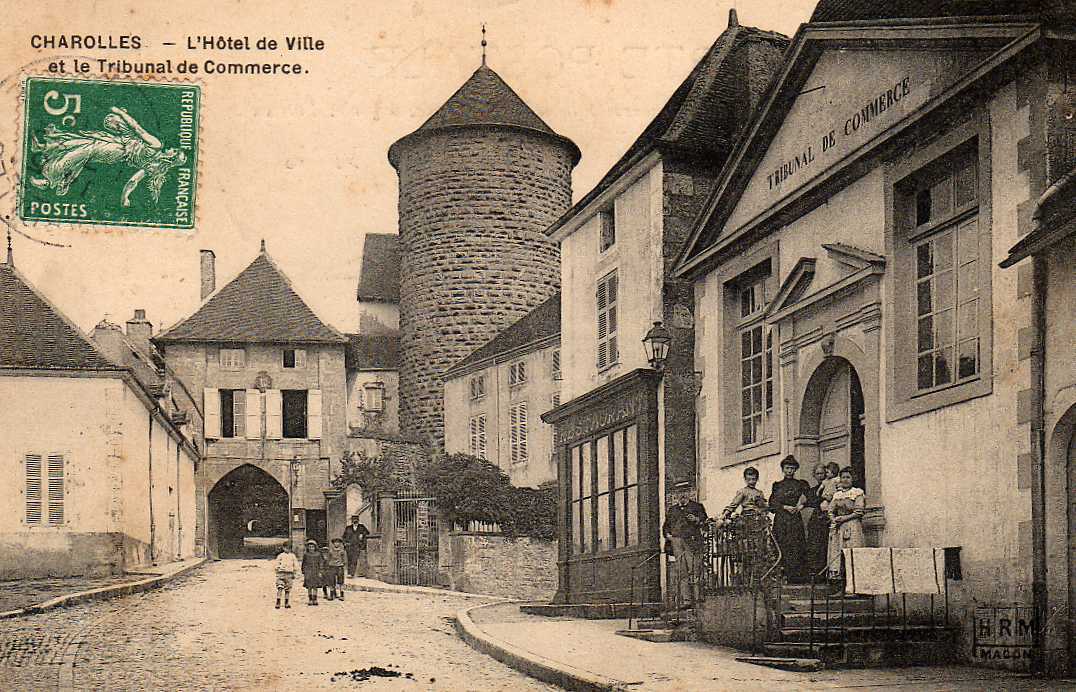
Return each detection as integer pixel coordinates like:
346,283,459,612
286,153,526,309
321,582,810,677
642,320,672,371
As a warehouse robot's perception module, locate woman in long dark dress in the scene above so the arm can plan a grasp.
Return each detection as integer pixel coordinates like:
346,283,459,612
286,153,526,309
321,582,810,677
768,455,810,583
804,463,832,580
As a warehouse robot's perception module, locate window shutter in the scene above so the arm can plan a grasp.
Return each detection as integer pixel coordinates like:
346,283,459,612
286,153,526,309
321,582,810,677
25,454,42,524
307,390,323,440
296,349,307,368
204,388,221,439
47,454,64,525
470,418,478,455
518,403,528,462
244,389,261,440
478,416,487,460
509,406,519,463
265,389,283,439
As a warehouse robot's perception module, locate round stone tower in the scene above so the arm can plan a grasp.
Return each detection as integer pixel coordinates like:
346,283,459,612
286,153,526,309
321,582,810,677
389,62,579,448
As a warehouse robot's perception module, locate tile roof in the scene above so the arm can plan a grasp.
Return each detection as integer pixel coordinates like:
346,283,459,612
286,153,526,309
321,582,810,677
0,263,122,371
356,233,401,303
546,16,788,237
390,64,580,166
346,333,400,371
448,292,560,376
155,249,347,344
809,0,1054,22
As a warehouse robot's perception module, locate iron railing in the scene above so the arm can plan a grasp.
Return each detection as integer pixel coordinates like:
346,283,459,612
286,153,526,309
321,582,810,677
805,551,952,659
627,550,662,631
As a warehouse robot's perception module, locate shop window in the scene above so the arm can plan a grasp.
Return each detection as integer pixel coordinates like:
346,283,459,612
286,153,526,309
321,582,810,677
568,424,639,555
596,270,619,371
509,402,529,464
282,348,306,369
469,414,487,460
219,348,245,370
25,453,64,525
282,389,308,439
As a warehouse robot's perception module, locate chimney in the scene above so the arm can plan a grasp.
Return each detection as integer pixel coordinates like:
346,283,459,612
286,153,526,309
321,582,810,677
200,249,216,300
126,309,153,353
92,318,126,365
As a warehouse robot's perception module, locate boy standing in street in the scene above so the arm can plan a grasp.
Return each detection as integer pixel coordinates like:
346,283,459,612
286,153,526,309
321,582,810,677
274,543,299,609
327,537,347,601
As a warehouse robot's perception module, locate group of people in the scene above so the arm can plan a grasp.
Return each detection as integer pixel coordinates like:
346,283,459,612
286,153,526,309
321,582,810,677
271,514,371,608
662,454,866,607
724,455,865,583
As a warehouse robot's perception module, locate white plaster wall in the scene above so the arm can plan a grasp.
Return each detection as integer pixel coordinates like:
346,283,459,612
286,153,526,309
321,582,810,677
560,162,663,402
0,376,117,533
444,344,560,488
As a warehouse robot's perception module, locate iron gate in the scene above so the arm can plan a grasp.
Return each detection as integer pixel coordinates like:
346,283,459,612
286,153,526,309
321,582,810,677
393,492,439,586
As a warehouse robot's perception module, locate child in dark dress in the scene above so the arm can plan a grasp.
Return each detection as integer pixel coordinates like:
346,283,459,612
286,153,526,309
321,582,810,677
302,539,324,606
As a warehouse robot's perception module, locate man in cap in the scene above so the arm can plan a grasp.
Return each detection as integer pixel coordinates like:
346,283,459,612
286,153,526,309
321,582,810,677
342,514,370,578
662,481,711,608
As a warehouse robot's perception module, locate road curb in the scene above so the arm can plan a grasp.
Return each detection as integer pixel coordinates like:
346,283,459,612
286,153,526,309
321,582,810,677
0,557,207,620
345,578,507,601
454,601,634,692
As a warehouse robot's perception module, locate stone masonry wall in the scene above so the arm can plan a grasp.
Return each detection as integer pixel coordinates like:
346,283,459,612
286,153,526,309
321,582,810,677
441,532,558,601
394,127,573,448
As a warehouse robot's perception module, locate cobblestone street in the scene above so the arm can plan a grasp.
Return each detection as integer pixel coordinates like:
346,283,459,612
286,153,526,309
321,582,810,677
0,561,554,691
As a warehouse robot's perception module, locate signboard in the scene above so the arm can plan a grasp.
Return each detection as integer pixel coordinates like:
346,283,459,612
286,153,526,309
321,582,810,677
973,606,1035,671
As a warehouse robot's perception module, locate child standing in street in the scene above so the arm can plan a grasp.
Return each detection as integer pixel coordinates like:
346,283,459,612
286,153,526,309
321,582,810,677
274,543,299,609
327,537,347,601
319,544,333,601
302,539,324,606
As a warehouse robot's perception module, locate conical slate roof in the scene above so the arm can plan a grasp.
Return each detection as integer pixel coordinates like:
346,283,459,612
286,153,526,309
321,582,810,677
0,263,122,371
155,248,346,344
389,64,579,166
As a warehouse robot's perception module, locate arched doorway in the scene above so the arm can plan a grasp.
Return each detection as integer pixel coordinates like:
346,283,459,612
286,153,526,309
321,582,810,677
799,357,866,490
208,464,289,559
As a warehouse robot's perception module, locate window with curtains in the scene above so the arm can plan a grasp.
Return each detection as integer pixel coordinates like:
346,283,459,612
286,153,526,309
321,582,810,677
568,424,639,555
26,453,64,525
219,389,246,438
596,270,619,371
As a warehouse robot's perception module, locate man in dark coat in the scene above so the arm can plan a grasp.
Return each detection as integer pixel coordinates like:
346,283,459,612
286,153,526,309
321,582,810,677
341,514,370,578
662,481,710,607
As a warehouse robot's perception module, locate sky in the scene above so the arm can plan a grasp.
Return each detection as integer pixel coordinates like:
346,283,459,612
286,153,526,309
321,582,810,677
1,0,818,334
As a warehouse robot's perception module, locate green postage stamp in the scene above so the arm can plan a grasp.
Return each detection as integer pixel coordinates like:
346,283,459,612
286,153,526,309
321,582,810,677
19,78,199,229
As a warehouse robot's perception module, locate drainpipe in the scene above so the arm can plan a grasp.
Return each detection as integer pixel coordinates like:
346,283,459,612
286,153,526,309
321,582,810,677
1029,253,1048,676
176,444,182,559
148,412,156,566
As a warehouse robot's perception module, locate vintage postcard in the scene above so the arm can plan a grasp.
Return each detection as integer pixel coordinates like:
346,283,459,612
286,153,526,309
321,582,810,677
0,1,1073,690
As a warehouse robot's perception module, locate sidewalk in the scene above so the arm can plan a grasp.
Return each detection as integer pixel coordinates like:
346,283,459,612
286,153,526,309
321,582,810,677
457,602,1068,691
0,557,205,619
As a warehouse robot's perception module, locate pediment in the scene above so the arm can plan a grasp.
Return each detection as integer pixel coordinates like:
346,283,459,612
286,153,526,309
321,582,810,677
676,19,1039,278
765,257,816,319
722,47,992,233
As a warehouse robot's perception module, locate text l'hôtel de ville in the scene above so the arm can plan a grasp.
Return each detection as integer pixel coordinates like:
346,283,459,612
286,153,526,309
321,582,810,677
33,35,325,77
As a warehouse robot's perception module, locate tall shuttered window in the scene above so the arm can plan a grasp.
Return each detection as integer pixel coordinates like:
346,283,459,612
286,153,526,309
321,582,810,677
509,402,528,464
469,414,487,460
596,270,619,371
26,453,64,525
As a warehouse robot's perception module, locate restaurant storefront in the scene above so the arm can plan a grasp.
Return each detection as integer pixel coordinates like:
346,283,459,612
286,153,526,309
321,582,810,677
543,369,662,604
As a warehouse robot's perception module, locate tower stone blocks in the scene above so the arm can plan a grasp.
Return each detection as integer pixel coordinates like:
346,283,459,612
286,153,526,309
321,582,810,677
389,65,578,447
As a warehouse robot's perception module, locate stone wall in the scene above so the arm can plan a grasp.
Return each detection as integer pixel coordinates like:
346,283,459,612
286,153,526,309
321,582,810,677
441,532,557,601
394,127,574,448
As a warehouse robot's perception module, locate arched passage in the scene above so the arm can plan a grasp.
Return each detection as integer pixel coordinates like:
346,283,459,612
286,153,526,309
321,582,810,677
798,356,866,490
208,464,289,559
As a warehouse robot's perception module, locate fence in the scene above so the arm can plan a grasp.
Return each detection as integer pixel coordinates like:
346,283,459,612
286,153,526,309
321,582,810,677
392,491,439,586
702,515,780,592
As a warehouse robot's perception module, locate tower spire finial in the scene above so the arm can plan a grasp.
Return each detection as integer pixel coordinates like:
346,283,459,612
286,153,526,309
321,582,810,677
481,23,487,66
